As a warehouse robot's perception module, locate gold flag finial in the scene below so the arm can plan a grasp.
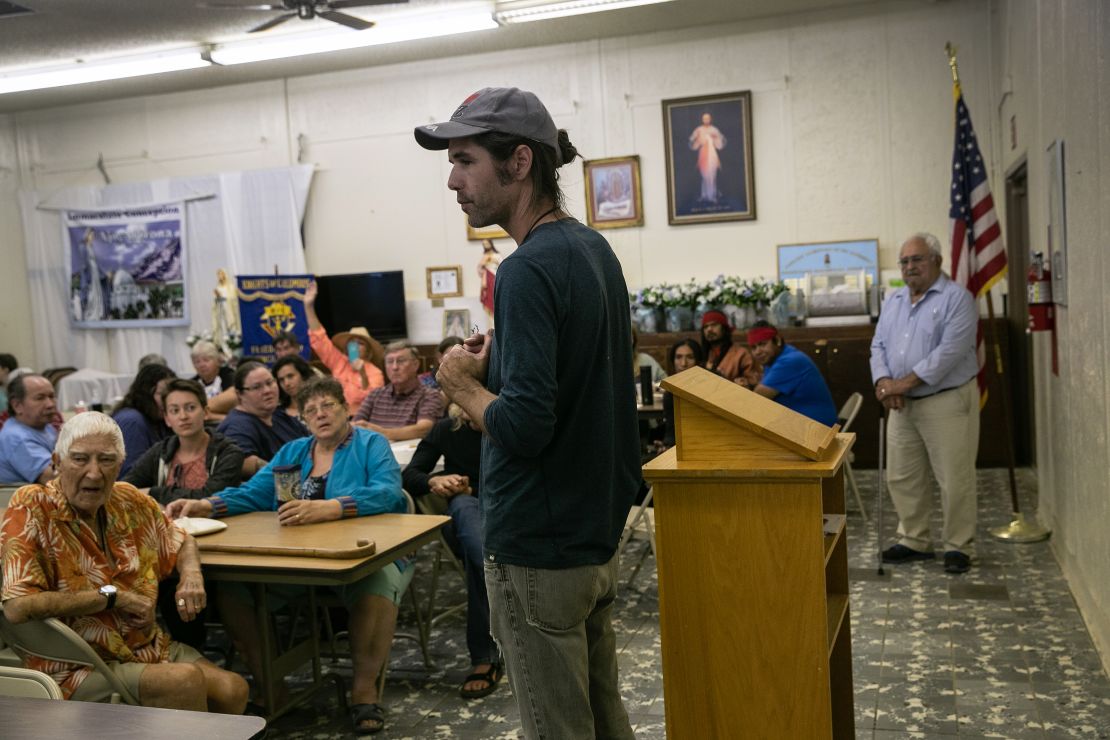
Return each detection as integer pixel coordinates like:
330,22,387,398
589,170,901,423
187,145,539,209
945,42,960,87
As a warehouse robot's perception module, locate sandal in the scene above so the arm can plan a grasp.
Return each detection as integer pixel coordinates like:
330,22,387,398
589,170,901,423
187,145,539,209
459,661,504,700
350,702,385,735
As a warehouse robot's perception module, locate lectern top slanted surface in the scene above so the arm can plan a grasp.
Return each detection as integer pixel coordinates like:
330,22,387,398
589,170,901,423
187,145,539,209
662,366,839,463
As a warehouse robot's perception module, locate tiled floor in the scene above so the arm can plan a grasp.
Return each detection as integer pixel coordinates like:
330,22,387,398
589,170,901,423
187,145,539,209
251,468,1109,738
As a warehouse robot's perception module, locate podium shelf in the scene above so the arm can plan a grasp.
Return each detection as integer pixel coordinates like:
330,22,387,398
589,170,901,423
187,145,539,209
827,594,850,658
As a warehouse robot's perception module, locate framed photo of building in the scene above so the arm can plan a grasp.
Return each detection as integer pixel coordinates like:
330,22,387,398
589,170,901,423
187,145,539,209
583,155,644,230
426,265,463,299
662,90,755,225
443,308,470,339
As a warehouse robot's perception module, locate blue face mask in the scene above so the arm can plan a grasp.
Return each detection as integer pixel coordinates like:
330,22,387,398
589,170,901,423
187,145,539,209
347,341,361,363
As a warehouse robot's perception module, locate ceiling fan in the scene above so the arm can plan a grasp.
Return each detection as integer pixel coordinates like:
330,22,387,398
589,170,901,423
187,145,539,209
201,0,410,34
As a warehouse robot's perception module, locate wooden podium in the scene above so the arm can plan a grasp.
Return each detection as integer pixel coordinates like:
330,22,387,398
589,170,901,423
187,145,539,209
642,367,855,739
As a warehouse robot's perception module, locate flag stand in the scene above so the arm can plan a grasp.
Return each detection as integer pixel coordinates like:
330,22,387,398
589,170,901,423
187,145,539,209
983,294,1050,543
945,42,1049,544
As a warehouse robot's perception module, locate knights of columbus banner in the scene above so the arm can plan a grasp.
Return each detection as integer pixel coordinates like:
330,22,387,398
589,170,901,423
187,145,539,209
236,275,312,363
66,203,188,328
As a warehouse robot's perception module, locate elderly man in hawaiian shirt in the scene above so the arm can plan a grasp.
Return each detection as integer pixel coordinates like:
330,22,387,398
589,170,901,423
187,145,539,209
0,412,247,711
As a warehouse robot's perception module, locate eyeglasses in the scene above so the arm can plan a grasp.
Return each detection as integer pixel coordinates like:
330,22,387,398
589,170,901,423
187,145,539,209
303,399,342,417
384,356,416,367
243,378,277,393
898,255,930,267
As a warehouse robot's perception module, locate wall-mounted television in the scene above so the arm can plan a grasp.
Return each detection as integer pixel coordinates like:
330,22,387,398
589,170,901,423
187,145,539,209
313,271,408,342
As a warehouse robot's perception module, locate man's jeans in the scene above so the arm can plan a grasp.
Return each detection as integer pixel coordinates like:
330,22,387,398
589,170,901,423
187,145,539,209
484,551,635,740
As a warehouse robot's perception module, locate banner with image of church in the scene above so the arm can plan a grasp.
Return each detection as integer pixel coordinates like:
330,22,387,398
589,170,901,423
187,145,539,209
65,202,189,328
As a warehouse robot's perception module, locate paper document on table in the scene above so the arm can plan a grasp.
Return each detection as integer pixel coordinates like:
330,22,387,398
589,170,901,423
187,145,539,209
174,517,229,536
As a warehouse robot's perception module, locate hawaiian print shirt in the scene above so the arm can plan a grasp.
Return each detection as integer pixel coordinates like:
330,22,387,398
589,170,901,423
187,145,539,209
0,480,185,698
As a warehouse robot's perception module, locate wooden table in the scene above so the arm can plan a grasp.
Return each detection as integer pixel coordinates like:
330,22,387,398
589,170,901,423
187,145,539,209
197,511,449,720
0,694,266,739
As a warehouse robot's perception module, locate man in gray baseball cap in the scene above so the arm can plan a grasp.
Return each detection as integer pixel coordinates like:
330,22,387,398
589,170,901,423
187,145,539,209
415,89,639,740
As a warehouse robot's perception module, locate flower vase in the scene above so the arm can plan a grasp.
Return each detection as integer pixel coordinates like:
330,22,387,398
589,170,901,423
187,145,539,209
665,306,694,333
768,292,791,328
722,304,745,329
634,306,665,334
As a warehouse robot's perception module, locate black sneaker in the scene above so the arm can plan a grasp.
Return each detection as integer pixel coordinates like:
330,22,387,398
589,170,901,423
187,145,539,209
944,551,971,574
881,544,936,563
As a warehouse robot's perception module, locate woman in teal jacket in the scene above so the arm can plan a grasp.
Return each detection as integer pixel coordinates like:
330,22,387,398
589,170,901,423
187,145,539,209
168,376,407,734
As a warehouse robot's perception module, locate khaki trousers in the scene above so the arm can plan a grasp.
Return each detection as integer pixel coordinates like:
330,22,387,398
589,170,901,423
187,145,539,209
886,378,980,553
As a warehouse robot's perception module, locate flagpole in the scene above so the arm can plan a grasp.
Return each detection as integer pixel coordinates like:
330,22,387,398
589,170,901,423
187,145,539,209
945,43,1049,543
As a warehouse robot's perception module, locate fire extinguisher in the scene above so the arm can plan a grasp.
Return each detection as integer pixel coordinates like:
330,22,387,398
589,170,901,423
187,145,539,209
1027,251,1054,332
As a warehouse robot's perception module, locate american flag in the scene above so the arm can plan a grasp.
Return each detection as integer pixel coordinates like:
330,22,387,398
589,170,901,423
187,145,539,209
949,85,1006,406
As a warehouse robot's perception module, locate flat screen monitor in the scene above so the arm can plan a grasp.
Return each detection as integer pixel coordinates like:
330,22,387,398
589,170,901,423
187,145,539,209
313,271,408,341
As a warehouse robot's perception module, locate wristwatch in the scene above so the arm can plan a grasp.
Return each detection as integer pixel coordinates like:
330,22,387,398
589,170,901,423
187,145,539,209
98,584,118,610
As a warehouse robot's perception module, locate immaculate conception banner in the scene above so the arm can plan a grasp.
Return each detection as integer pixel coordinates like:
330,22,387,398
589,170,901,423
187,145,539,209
66,203,188,328
236,275,312,363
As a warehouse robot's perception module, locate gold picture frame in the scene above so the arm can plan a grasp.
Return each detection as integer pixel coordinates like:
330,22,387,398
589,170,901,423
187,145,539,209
426,265,463,299
583,155,644,230
466,220,510,241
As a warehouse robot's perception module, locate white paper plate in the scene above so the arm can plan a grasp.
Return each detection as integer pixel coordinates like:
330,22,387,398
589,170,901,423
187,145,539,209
174,517,228,537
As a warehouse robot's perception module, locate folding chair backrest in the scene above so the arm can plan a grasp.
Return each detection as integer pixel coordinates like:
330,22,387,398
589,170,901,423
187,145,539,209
0,614,139,704
837,392,864,432
0,665,64,699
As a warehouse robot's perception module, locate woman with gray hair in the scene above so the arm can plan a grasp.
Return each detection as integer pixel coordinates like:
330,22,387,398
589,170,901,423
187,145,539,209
189,340,234,400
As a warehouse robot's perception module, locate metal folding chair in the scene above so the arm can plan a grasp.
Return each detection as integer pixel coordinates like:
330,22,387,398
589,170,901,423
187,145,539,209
0,665,64,700
0,614,139,704
837,392,869,520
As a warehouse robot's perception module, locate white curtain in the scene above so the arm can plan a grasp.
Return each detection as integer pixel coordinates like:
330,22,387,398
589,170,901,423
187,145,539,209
19,165,313,374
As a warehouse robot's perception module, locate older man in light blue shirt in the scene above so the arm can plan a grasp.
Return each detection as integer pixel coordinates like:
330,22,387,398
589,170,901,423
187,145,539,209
871,233,979,574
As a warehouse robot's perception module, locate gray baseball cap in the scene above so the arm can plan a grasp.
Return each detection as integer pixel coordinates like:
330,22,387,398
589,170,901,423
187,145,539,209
414,87,562,165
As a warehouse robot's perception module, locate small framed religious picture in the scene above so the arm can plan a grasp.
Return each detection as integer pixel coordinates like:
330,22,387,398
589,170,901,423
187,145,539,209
466,219,510,241
426,265,463,299
583,155,644,230
443,308,470,339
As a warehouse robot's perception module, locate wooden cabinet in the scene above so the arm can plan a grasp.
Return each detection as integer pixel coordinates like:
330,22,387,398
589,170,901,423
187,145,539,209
637,320,1016,468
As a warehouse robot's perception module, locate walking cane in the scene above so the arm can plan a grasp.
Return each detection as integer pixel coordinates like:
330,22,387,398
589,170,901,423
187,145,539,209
876,408,887,576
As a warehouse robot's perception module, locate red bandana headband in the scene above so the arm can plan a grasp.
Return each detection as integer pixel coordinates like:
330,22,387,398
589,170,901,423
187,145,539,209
747,326,778,346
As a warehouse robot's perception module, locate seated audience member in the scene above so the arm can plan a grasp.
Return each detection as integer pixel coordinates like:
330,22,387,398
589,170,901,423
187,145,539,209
0,353,20,411
659,339,706,450
0,375,58,484
748,321,838,426
123,378,243,649
402,404,502,700
700,310,761,388
353,342,444,441
217,361,308,478
304,280,384,412
271,331,303,360
124,379,244,505
273,355,315,423
418,336,464,389
138,353,169,371
632,327,667,384
167,377,409,733
112,363,177,476
0,412,248,712
190,341,234,400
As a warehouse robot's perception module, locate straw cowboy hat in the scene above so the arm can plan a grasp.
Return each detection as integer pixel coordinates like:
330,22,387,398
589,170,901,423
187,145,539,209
331,327,385,371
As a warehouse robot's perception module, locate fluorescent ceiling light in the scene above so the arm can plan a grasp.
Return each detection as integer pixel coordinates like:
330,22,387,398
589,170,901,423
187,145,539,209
210,7,498,66
0,49,210,95
495,0,675,24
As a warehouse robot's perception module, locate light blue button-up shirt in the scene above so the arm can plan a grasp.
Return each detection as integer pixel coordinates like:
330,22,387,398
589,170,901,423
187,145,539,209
870,273,979,398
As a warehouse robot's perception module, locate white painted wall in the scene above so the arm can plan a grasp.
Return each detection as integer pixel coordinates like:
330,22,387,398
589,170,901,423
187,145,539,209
991,0,1110,672
0,0,995,368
